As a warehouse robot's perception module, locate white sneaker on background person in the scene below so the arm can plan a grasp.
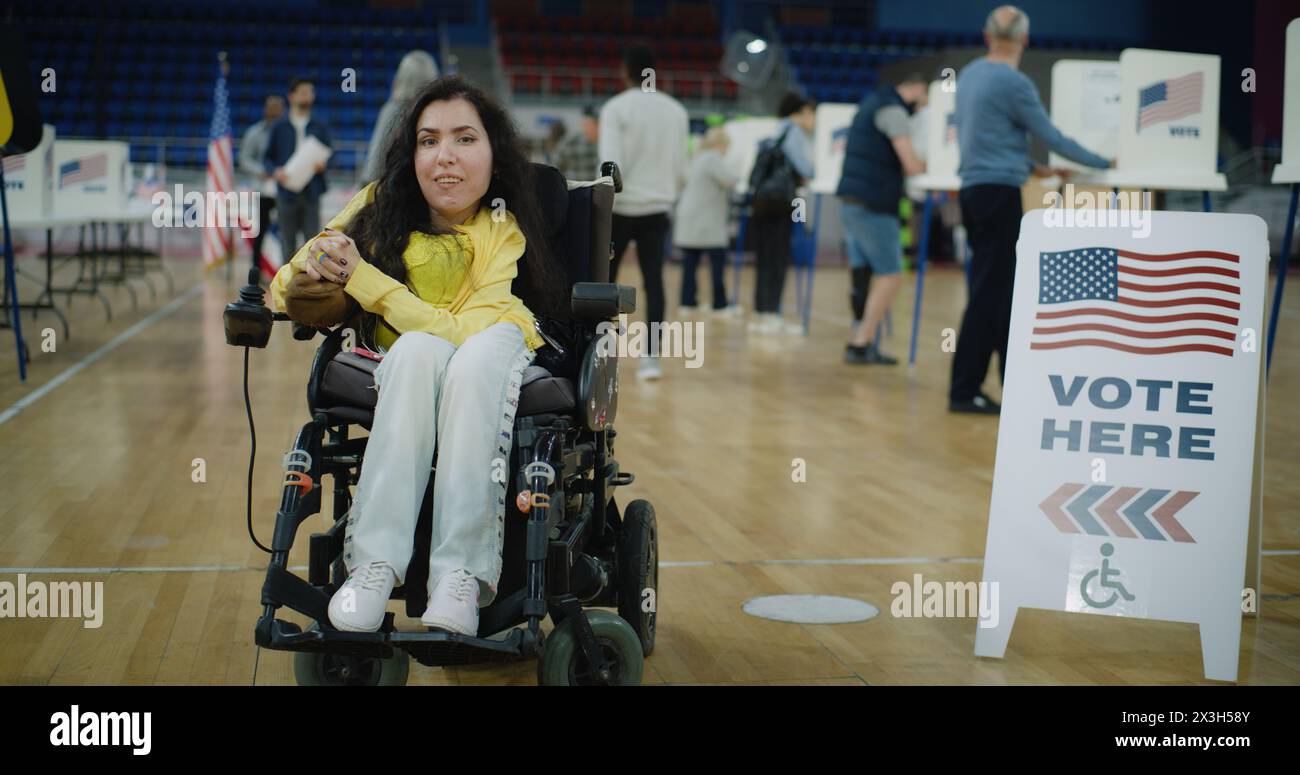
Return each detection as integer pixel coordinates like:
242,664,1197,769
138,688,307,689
678,304,699,315
748,313,777,334
421,568,480,636
638,356,663,380
327,560,398,632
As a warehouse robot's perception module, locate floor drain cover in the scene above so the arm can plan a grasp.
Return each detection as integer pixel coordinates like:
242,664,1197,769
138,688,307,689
741,595,879,624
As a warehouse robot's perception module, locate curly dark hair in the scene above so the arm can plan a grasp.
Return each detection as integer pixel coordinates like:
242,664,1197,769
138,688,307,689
342,75,569,347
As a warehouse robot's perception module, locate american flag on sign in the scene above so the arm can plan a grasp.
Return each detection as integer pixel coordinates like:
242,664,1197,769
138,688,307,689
1032,247,1240,357
59,153,107,187
944,112,957,145
1138,72,1203,130
2,155,25,174
204,59,235,268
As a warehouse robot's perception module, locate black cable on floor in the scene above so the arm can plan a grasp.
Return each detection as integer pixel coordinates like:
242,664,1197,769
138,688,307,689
244,346,272,554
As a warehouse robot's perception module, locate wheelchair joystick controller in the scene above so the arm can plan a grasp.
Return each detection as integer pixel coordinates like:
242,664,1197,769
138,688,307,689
224,266,274,349
600,161,622,193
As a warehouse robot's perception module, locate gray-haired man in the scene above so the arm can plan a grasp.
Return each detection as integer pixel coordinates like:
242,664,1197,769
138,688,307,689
948,5,1113,414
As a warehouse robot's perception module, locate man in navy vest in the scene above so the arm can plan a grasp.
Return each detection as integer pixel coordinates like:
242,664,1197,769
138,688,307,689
840,74,928,365
263,77,332,270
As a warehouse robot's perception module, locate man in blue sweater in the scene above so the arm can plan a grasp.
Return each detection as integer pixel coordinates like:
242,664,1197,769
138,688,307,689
264,77,332,270
949,5,1112,414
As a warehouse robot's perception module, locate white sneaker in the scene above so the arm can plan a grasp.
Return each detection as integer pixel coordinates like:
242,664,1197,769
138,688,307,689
782,319,805,335
678,304,698,314
327,561,398,632
421,569,480,635
638,356,663,380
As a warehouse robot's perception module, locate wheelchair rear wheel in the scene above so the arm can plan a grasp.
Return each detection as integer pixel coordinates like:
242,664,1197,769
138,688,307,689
537,610,644,686
293,650,410,686
617,499,658,656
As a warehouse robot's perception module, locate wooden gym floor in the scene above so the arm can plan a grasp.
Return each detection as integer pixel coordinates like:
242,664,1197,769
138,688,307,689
0,243,1297,685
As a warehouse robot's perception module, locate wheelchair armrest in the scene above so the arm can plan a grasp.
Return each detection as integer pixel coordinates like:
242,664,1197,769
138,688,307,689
571,282,636,320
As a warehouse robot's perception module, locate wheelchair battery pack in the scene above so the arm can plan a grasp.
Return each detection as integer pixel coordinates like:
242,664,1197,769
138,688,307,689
318,350,381,410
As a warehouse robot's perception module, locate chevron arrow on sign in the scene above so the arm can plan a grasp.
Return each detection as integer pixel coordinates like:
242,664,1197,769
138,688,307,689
1038,484,1198,542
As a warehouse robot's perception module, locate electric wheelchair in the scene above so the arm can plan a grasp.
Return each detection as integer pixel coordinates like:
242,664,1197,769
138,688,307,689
224,162,658,685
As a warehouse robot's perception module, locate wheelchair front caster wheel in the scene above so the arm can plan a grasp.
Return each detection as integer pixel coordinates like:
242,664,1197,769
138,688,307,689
537,610,644,686
293,650,410,686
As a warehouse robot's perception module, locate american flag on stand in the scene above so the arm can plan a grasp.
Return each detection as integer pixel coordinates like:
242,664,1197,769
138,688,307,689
1032,247,1240,358
204,57,234,269
1138,72,1203,131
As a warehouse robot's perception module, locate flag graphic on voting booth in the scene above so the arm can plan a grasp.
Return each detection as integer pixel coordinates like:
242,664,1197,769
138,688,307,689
975,211,1268,683
1137,72,1204,131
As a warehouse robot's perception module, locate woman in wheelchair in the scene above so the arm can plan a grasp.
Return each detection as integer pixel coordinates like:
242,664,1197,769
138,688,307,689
268,76,569,637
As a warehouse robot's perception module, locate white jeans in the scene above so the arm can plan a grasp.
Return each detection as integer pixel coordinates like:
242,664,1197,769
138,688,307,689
343,323,534,608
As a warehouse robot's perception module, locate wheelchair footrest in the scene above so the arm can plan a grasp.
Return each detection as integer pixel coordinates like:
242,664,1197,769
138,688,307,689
263,618,531,667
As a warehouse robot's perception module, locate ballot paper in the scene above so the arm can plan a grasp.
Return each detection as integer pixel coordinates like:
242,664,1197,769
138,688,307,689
280,135,332,193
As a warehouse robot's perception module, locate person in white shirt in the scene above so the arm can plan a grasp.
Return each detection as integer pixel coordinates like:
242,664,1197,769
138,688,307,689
598,45,689,380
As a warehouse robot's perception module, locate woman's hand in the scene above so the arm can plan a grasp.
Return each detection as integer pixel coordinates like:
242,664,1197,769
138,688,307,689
306,229,366,285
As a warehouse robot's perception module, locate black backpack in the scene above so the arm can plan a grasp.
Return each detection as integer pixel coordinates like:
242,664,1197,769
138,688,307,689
747,125,798,218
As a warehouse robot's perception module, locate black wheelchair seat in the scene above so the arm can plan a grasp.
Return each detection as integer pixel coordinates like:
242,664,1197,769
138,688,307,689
320,362,576,431
517,365,578,416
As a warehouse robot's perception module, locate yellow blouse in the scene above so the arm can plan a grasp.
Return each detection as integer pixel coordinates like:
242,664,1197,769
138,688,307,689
269,182,544,352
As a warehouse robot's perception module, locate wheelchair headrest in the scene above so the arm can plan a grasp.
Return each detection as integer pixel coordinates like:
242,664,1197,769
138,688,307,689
531,164,569,240
523,162,615,285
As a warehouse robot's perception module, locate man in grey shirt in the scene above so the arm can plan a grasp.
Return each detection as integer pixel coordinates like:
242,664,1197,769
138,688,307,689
948,5,1112,414
237,95,284,277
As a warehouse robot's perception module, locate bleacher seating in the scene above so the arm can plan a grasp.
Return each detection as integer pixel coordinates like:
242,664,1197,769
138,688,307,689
496,11,738,101
11,0,440,170
8,0,1137,168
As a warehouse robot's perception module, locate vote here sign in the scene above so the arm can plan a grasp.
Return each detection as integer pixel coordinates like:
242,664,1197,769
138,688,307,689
974,210,1268,682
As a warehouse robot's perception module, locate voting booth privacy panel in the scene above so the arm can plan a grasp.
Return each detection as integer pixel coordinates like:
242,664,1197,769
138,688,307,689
1117,48,1221,187
1,123,55,220
809,102,855,195
1049,60,1121,174
903,80,961,193
51,139,131,216
1273,19,1300,184
975,211,1268,683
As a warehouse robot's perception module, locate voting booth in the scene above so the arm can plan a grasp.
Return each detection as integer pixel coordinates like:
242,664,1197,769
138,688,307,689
974,210,1268,682
1268,19,1300,374
911,79,960,191
1049,60,1121,174
1065,48,1226,193
1272,19,1300,185
809,102,856,195
51,139,130,216
1,123,55,220
901,79,962,365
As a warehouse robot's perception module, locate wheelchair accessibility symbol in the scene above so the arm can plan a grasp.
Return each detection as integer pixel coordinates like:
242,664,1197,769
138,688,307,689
1080,543,1135,609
